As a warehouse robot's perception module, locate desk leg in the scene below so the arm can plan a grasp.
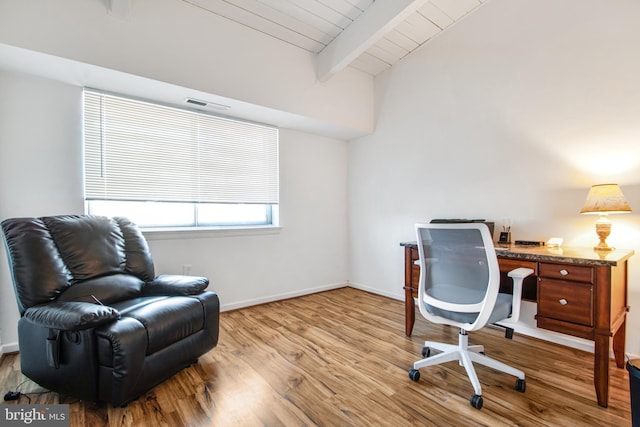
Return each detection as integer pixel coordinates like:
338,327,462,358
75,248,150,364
613,318,626,369
594,334,610,408
404,286,415,336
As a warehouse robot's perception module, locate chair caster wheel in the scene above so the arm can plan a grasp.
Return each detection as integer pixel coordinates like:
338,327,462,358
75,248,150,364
408,369,420,382
421,346,431,357
515,378,526,392
470,394,483,409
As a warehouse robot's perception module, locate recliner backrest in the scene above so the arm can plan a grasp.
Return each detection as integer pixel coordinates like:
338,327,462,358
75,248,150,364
2,215,155,314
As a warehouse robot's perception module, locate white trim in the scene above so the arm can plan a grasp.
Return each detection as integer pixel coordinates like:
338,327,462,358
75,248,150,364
142,225,281,241
347,281,404,301
0,342,19,357
220,282,348,312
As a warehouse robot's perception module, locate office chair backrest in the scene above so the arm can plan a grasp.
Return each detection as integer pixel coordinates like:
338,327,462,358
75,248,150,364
415,223,500,331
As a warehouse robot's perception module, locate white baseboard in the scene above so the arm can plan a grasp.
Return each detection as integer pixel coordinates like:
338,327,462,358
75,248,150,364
0,342,19,357
347,281,404,301
220,281,348,312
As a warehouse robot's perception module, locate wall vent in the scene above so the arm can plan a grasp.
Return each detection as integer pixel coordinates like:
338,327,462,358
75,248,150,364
185,98,231,110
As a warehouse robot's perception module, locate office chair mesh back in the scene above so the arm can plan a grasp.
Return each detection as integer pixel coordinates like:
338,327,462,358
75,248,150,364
417,224,506,332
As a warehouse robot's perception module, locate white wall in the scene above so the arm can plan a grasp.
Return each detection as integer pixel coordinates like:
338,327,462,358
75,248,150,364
145,127,349,310
349,0,640,353
0,70,349,353
0,0,373,137
0,71,85,353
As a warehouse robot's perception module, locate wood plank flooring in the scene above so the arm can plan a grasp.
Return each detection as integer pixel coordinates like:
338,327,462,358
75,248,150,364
0,287,633,426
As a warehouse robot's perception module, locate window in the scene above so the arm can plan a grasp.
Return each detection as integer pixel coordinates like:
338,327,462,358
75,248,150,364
83,90,279,228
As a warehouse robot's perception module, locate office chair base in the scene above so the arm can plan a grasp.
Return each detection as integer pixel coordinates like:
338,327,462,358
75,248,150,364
409,331,525,409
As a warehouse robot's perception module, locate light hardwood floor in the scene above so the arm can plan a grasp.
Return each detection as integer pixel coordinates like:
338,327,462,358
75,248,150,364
0,287,633,426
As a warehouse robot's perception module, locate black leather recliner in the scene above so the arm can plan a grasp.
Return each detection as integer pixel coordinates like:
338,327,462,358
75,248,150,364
1,215,220,406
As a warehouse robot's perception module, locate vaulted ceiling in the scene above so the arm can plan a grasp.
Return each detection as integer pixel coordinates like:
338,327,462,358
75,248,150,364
177,0,487,80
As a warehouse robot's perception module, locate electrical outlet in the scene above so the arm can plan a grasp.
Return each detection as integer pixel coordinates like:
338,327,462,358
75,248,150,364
182,264,192,275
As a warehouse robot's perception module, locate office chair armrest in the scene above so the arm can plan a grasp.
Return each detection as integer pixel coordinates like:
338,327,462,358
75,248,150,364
504,267,535,324
508,267,535,280
23,301,120,331
143,274,209,296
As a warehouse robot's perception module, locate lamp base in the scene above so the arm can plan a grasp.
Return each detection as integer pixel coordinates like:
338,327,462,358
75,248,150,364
594,217,613,252
594,243,614,252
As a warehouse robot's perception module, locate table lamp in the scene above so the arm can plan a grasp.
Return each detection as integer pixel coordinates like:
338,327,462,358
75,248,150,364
580,184,632,251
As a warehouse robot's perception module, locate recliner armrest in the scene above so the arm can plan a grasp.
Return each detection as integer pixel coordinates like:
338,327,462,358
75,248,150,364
23,301,119,331
143,274,209,296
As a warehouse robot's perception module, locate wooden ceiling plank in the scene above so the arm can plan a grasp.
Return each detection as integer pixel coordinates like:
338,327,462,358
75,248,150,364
231,0,336,45
342,0,374,13
394,14,441,45
369,38,409,64
316,0,428,81
320,0,366,21
257,0,343,39
185,0,324,52
366,45,401,66
293,0,354,29
350,52,391,75
429,0,481,21
383,29,420,52
417,2,454,29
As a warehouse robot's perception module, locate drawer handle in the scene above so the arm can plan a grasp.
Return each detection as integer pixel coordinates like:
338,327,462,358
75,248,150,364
559,269,569,276
559,298,568,305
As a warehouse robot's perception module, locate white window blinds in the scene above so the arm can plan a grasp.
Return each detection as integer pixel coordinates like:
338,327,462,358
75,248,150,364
84,90,279,204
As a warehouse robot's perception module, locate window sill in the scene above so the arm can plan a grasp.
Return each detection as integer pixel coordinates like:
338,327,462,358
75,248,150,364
141,225,282,240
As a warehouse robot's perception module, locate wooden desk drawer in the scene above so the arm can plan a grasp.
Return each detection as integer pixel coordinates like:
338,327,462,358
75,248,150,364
538,279,593,326
539,263,594,283
498,258,537,274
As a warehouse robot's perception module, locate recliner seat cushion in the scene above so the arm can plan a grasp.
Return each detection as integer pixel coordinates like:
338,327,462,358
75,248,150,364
111,296,206,355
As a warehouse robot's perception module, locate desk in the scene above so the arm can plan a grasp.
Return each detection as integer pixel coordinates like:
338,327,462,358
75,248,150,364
400,242,634,408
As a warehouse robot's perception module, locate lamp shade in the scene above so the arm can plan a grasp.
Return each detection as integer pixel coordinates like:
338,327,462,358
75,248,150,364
580,184,632,214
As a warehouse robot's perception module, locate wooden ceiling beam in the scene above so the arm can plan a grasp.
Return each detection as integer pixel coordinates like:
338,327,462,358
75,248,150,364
316,0,427,82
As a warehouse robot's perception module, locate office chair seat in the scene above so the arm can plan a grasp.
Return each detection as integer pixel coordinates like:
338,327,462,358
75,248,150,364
426,289,512,325
408,223,533,409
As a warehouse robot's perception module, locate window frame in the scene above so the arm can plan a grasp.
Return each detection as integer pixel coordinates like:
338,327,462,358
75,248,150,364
83,89,280,230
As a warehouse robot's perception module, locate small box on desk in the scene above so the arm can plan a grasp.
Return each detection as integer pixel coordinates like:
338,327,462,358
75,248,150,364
514,240,545,247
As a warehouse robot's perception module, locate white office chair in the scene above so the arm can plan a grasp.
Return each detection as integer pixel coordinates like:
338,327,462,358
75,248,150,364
408,223,533,409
